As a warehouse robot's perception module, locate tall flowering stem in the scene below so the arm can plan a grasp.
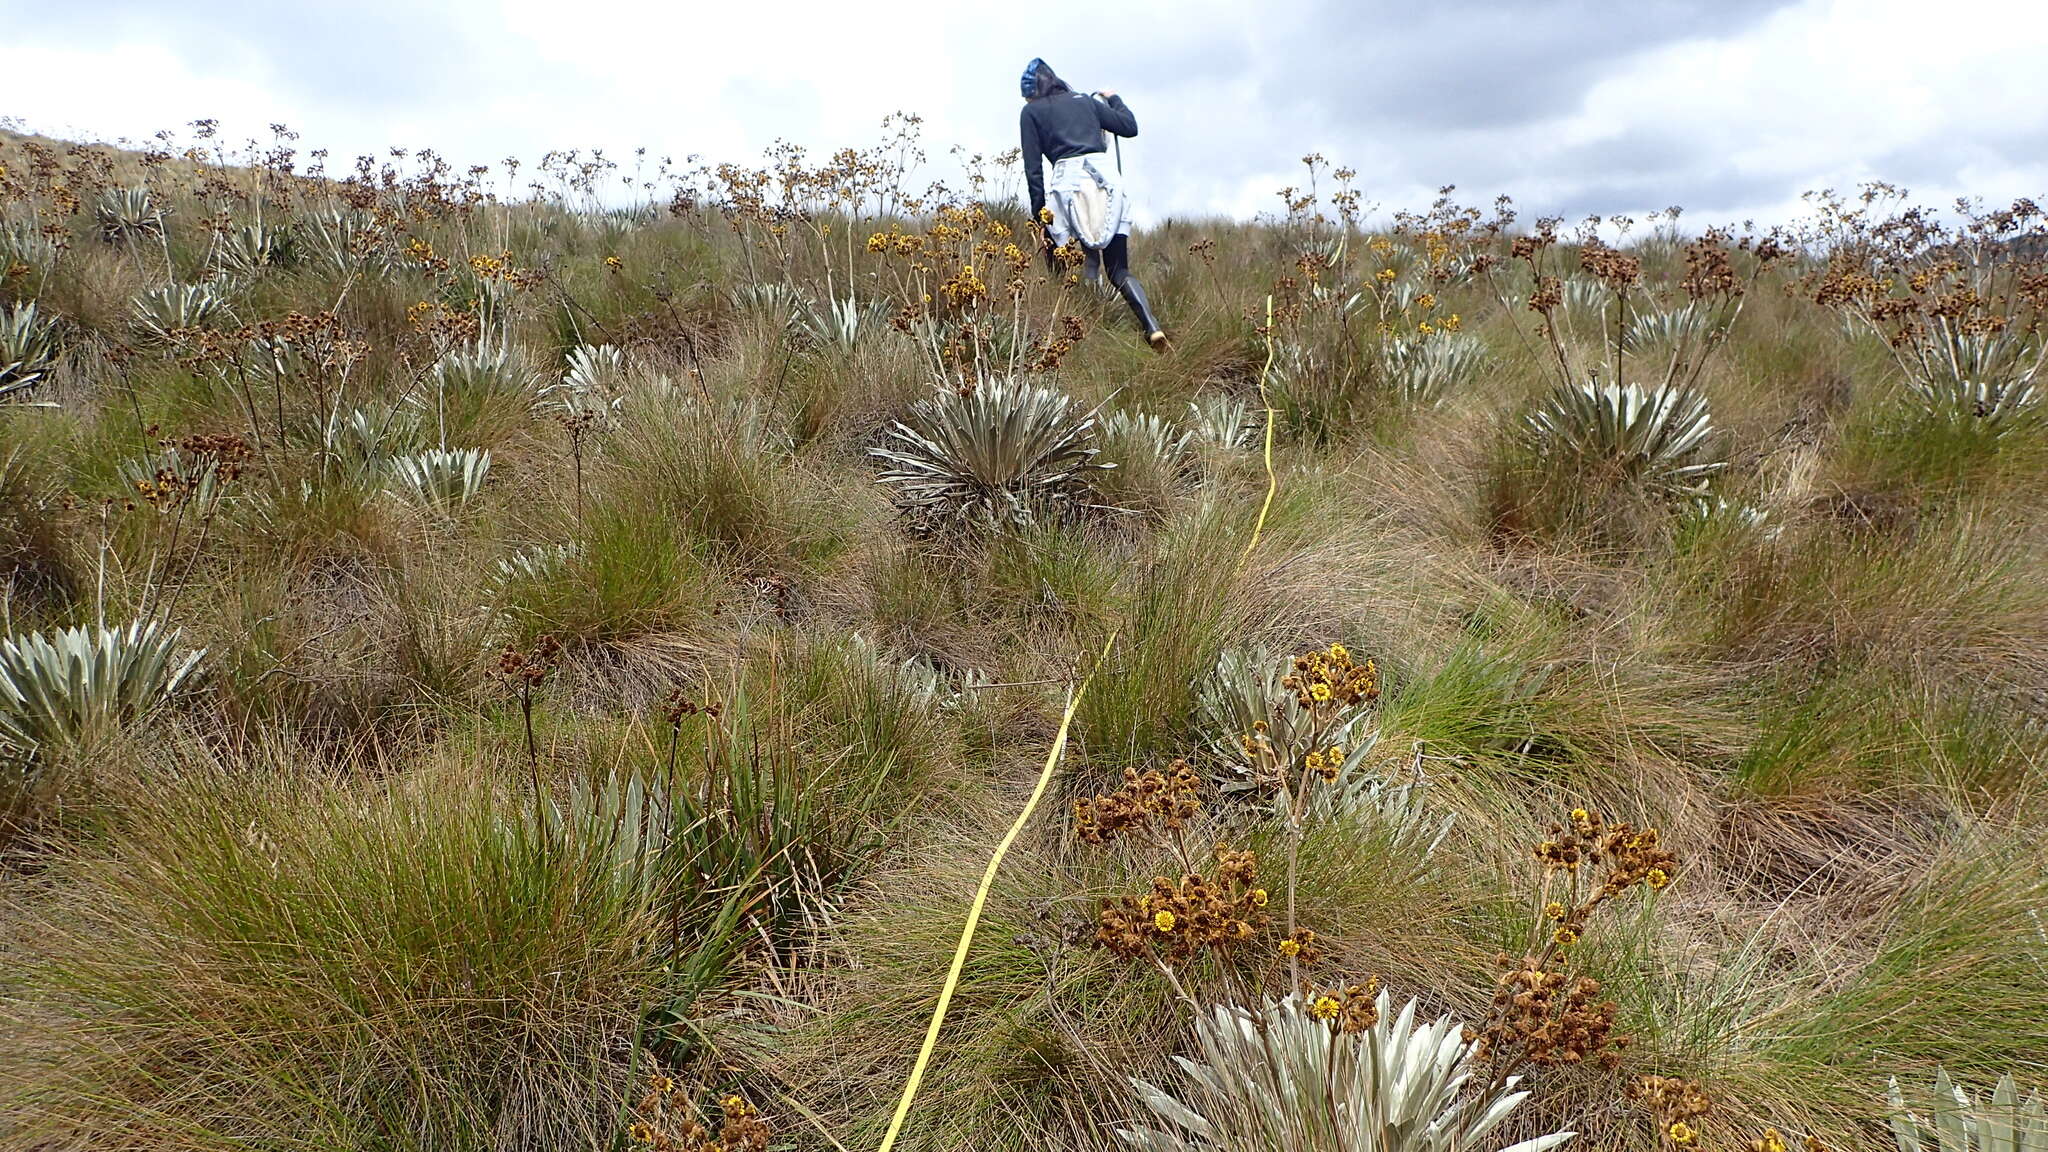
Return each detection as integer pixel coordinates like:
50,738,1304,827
491,635,563,844
1471,806,1680,1095
1242,642,1379,988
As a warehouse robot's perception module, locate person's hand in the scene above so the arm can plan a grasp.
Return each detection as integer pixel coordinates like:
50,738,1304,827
1095,89,1117,99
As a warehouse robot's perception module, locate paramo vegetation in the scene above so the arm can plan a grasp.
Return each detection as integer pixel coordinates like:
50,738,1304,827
1,118,2047,1151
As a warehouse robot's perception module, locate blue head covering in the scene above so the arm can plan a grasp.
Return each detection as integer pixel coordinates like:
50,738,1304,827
1020,58,1069,100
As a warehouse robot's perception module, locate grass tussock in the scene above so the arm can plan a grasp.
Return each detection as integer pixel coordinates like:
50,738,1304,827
3,760,656,1150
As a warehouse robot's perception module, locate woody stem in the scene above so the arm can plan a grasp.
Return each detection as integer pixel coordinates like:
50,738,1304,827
1151,954,1196,1012
1285,764,1305,991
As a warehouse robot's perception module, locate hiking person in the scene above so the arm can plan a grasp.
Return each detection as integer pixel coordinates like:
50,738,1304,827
1019,57,1166,351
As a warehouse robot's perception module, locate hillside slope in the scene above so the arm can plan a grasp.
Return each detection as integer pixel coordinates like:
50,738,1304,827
2,126,2046,1152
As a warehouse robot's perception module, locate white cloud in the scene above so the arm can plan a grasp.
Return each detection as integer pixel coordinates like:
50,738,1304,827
7,39,284,145
1562,0,2048,221
4,0,2044,226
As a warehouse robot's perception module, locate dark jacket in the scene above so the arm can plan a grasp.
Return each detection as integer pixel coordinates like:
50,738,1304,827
1018,59,1137,220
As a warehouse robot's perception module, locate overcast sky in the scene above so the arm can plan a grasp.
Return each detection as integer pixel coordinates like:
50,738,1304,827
5,0,2045,229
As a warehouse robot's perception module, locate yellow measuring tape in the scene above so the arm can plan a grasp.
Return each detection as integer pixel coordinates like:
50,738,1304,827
1242,294,1279,562
873,635,1112,1152
875,292,1286,1148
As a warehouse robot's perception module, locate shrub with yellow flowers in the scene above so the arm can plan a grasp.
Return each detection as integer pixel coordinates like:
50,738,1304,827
1627,1067,1830,1152
1303,975,1382,1034
1469,806,1679,1082
1076,762,1265,955
1470,954,1624,1074
1094,843,1271,967
859,200,1072,385
625,1075,772,1152
1260,173,1496,437
1075,643,1389,1011
1631,1074,1713,1150
1247,643,1381,983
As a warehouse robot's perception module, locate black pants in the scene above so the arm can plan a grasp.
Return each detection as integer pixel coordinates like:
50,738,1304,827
1081,236,1127,286
1049,234,1162,336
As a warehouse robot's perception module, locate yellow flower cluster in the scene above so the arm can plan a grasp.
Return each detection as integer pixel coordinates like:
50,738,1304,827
1631,1074,1713,1151
1096,845,1269,964
1305,976,1382,1033
1281,643,1380,711
1303,742,1346,782
627,1077,772,1152
938,263,987,307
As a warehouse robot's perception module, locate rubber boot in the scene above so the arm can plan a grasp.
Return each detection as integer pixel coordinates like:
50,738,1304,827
1117,276,1166,348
